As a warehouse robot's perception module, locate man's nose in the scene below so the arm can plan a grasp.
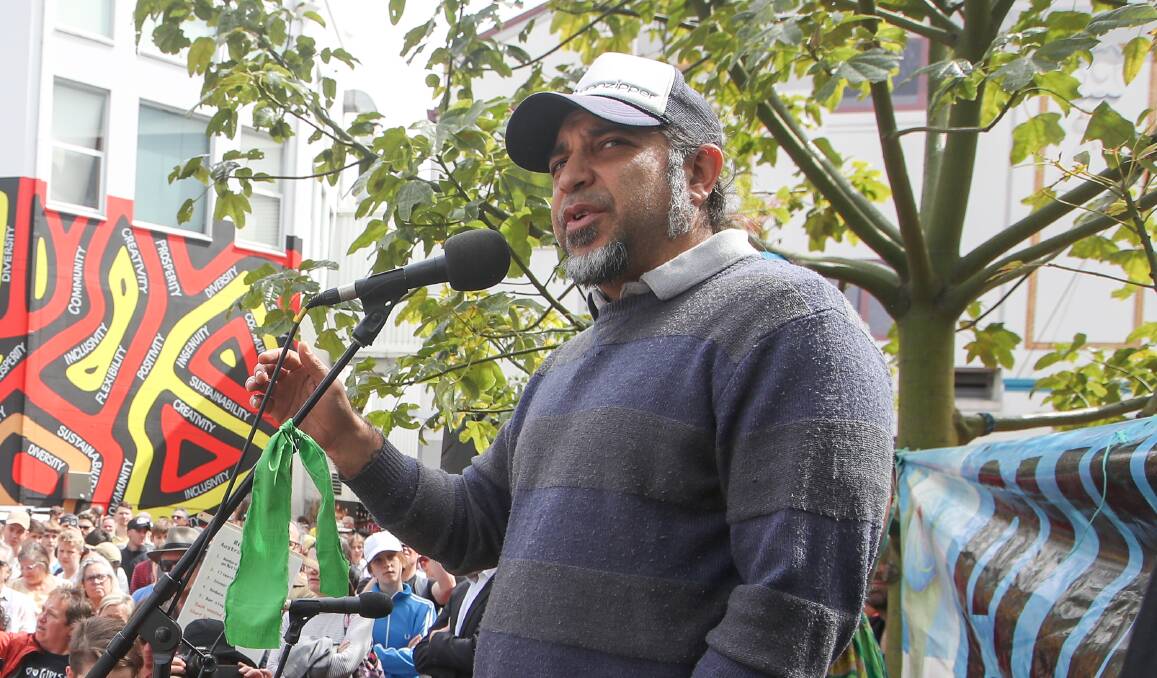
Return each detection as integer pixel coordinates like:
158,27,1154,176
555,151,593,193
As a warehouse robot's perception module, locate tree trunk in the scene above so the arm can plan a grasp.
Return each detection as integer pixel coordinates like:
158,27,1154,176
886,304,959,676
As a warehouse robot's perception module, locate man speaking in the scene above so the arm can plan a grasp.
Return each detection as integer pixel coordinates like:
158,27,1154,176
248,52,893,676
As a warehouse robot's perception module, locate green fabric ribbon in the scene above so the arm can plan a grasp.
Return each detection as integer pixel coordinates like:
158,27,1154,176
225,421,349,648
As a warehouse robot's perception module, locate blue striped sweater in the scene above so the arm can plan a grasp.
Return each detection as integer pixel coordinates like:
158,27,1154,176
346,249,894,676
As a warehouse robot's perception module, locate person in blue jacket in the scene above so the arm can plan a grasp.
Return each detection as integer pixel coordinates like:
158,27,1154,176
365,530,434,678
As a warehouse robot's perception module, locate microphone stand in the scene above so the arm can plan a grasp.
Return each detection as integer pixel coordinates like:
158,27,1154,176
89,298,402,678
271,606,314,678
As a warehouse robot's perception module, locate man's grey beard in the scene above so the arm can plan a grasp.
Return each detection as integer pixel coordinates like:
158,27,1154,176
561,151,695,286
564,238,629,286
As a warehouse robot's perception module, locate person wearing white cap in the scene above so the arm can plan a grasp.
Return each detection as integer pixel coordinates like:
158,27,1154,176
362,530,434,678
248,51,892,677
0,510,31,579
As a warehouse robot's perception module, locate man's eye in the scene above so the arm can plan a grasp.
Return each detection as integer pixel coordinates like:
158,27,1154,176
549,159,566,176
601,138,624,149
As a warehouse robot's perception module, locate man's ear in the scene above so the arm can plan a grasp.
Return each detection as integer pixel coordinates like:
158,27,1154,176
687,144,724,208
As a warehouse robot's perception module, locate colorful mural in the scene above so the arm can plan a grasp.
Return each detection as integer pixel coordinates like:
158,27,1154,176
0,177,298,512
898,417,1157,676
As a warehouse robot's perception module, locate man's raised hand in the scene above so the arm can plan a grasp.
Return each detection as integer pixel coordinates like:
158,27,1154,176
245,342,380,476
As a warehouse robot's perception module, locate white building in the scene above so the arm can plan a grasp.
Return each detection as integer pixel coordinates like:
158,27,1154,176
0,0,440,519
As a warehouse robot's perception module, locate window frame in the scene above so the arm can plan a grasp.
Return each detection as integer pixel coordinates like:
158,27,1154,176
132,101,214,241
47,78,110,218
233,128,287,253
54,0,116,45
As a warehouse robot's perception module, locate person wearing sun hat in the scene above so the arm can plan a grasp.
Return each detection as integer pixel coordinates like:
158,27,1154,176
130,526,199,605
247,51,893,677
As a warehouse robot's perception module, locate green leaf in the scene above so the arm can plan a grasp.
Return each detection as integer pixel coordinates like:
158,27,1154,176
1010,113,1065,163
1033,34,1098,69
303,10,326,27
834,49,901,84
1086,4,1157,35
812,137,844,167
395,179,434,221
1069,234,1117,260
388,0,406,25
402,20,433,57
993,57,1037,92
963,323,1022,369
1082,102,1136,149
1021,186,1057,210
186,36,215,76
909,58,973,82
1032,71,1082,113
1123,36,1150,86
177,198,195,225
347,219,389,254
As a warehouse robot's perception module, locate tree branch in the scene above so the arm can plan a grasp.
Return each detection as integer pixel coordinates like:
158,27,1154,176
1045,262,1153,289
892,88,1096,139
917,0,961,32
954,163,1132,284
989,0,1016,40
1122,188,1157,292
860,0,936,296
955,270,1031,331
923,0,990,272
949,190,1157,311
397,344,560,387
829,0,958,45
760,76,905,248
730,64,908,273
513,0,634,70
233,160,362,182
957,395,1151,443
758,241,906,314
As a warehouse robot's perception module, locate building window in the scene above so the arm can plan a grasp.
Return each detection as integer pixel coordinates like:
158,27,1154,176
57,0,114,39
135,104,210,233
50,80,108,212
237,130,285,250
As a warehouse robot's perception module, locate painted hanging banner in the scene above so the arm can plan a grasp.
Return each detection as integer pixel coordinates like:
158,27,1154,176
897,417,1157,676
0,177,299,513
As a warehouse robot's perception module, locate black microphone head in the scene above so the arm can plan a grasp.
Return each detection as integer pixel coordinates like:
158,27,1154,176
444,229,511,291
357,591,393,619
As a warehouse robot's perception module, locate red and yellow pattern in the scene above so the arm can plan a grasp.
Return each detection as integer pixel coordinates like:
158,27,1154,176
0,177,298,512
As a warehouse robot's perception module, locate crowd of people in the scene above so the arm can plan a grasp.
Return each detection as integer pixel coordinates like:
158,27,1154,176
0,505,488,678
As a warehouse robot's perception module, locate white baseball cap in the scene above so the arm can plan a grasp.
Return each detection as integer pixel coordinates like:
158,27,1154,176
506,52,723,173
363,530,404,564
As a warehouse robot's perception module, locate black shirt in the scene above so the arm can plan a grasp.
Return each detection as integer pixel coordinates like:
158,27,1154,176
121,544,151,580
18,650,67,678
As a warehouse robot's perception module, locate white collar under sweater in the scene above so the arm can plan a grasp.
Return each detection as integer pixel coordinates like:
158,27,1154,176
587,229,756,311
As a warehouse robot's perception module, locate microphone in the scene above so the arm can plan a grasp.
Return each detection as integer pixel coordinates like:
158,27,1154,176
287,592,393,619
306,229,510,308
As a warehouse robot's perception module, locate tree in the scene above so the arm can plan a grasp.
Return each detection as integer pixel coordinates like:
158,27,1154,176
135,0,1156,671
